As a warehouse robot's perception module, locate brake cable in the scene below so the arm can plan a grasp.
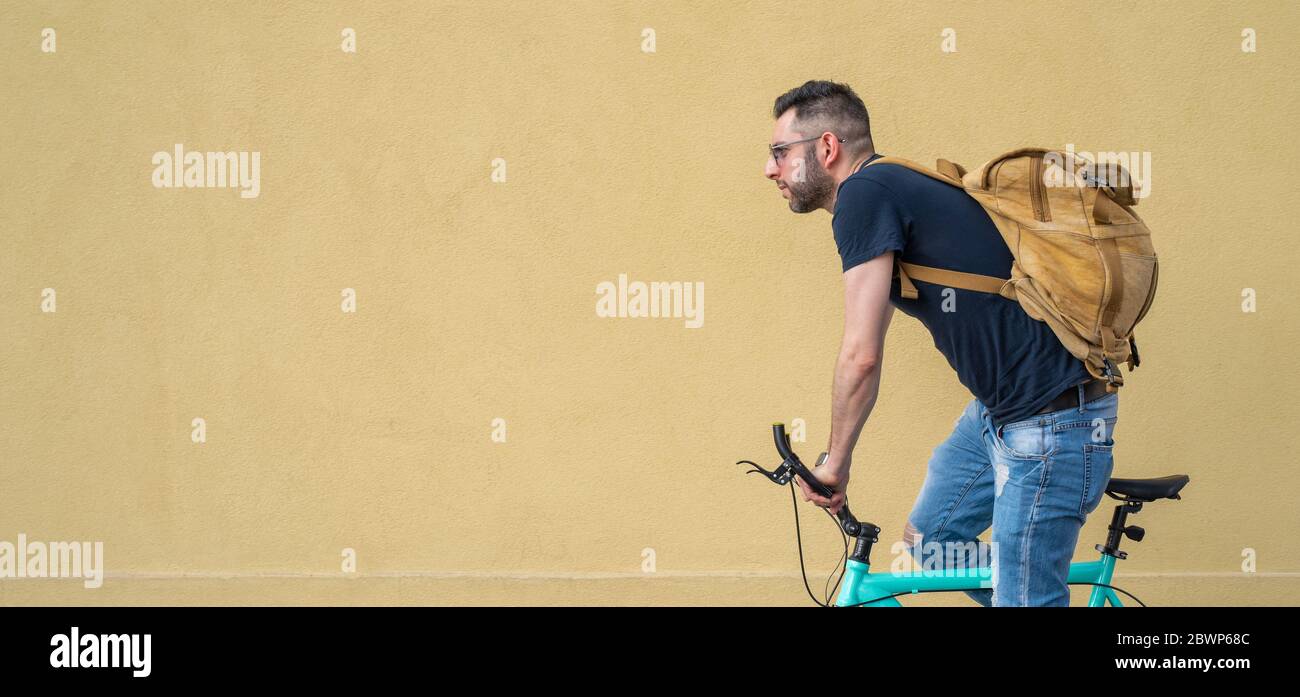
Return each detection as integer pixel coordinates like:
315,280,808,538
787,477,848,607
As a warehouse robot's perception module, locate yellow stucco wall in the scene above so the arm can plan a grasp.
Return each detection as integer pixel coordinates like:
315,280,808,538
2,0,1297,606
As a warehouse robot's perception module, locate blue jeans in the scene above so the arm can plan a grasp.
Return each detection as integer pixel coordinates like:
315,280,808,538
905,386,1118,606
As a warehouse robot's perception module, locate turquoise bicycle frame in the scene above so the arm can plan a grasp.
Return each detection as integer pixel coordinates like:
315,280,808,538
834,553,1124,607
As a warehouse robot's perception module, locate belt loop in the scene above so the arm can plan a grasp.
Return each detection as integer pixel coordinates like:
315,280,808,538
1076,382,1086,413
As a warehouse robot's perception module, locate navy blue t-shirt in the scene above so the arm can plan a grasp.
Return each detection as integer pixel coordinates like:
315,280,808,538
832,153,1090,426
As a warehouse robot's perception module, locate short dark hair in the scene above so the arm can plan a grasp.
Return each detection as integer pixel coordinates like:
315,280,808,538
772,80,873,155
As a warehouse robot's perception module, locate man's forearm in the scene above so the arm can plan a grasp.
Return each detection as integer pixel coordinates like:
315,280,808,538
826,352,882,472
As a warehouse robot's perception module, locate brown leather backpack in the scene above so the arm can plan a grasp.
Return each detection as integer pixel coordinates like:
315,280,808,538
865,148,1158,392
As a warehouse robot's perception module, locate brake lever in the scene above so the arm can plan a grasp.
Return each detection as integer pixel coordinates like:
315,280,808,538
738,456,835,499
736,459,797,487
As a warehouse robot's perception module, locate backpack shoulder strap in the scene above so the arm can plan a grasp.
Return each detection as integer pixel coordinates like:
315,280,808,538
896,262,1012,300
864,156,965,187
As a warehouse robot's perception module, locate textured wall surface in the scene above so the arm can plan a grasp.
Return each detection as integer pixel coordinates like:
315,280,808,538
2,0,1297,605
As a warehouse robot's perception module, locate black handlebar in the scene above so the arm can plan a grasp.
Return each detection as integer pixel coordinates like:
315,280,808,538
772,423,798,463
771,423,836,500
740,423,880,566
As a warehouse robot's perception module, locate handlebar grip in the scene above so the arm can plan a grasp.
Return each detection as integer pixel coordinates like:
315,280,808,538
772,423,796,462
772,423,836,499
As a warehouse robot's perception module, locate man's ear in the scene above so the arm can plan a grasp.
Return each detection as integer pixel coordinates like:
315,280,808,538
825,136,843,168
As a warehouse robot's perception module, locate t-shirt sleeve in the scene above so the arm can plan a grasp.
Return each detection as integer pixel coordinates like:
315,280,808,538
831,177,909,273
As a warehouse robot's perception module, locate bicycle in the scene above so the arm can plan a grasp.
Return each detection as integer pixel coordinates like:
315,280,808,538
738,423,1189,607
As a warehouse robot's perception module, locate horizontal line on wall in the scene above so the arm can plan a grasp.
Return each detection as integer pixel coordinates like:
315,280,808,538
80,570,1300,581
97,570,799,580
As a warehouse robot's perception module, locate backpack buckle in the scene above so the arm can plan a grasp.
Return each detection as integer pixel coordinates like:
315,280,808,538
1100,357,1123,387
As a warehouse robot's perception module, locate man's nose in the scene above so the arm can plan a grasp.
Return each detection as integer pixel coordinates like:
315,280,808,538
764,158,779,179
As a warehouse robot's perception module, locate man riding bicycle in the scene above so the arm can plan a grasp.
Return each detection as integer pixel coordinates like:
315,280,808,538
764,80,1119,607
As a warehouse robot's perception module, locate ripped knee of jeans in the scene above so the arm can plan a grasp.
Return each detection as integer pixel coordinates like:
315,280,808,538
902,520,923,556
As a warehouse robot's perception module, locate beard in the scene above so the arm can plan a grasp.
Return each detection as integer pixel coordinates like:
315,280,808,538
785,147,835,213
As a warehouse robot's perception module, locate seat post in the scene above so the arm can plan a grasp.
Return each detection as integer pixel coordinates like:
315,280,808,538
1096,499,1144,560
